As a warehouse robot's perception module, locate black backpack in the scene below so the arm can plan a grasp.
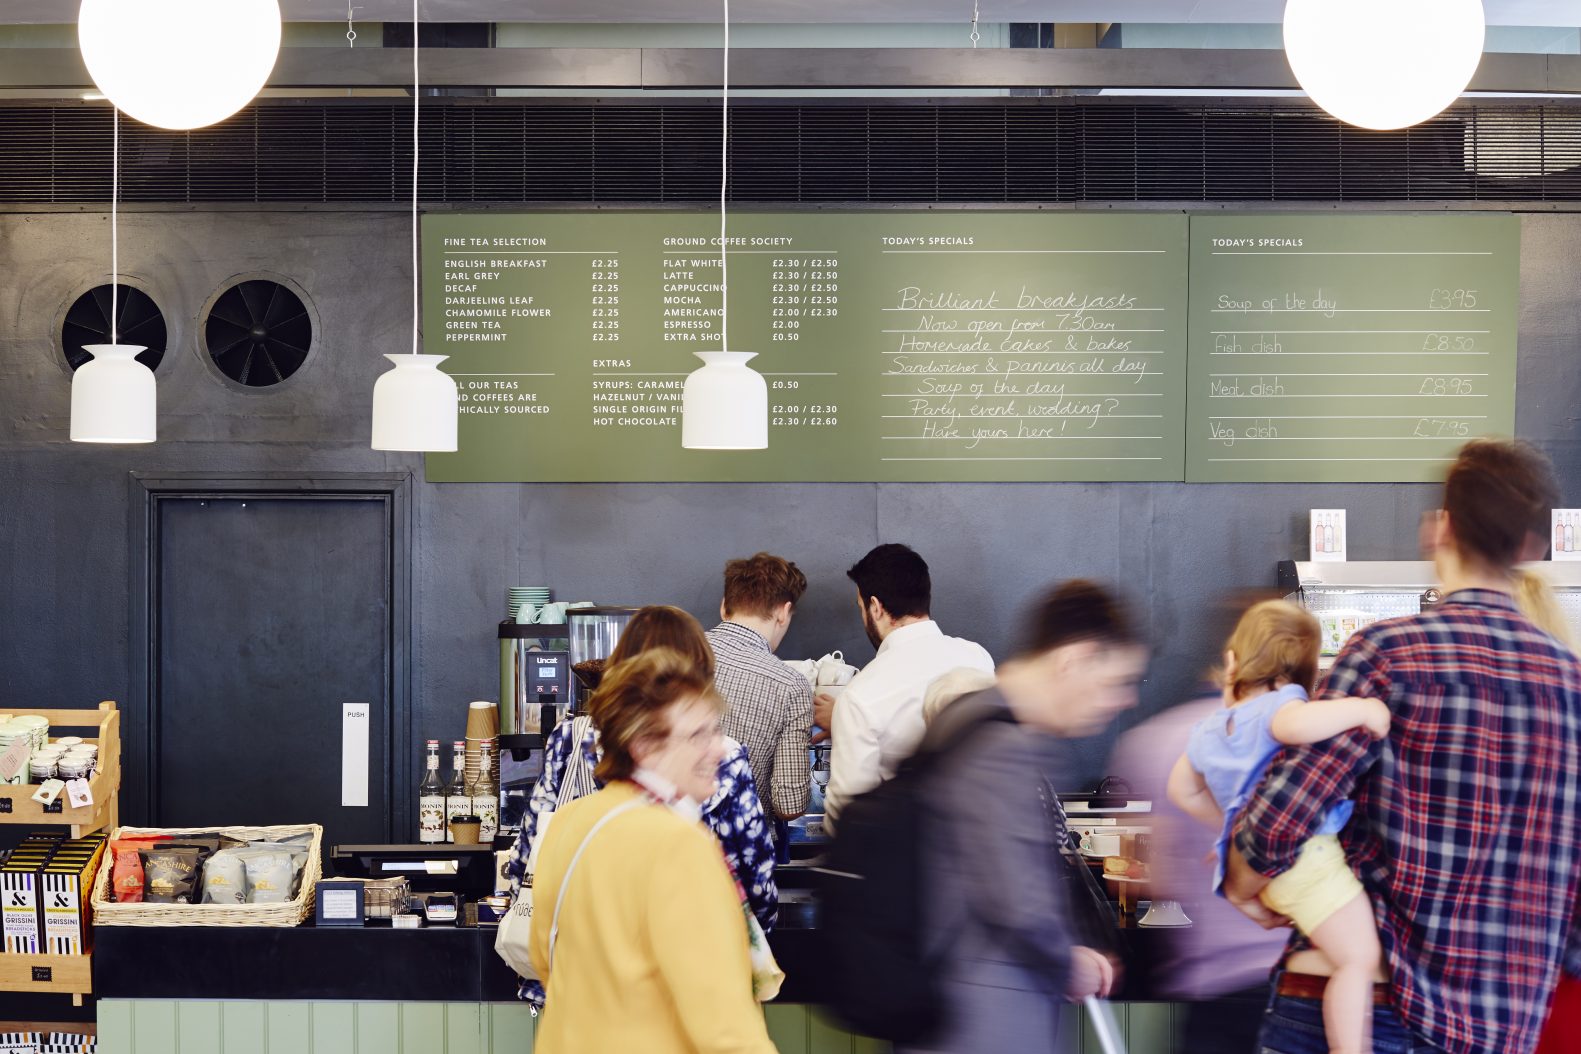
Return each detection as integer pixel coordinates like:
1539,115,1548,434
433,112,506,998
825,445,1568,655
816,698,1010,1043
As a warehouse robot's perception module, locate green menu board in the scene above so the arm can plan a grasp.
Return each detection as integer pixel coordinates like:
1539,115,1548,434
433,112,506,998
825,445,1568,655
1185,214,1519,483
422,212,1190,482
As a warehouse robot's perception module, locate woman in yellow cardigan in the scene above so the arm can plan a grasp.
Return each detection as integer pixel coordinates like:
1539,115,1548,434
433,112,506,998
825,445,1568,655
529,648,778,1054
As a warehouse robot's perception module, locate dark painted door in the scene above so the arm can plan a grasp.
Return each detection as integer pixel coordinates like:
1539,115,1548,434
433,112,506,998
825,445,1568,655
154,495,392,848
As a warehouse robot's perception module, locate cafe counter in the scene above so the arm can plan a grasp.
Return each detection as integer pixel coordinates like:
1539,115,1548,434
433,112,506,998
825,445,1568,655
92,870,1185,1054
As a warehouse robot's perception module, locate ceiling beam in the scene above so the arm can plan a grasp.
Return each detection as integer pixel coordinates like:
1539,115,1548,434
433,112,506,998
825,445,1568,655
0,47,1578,94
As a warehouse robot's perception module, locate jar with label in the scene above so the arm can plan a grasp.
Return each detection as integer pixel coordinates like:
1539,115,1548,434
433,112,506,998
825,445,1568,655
13,716,48,752
29,758,56,783
57,755,91,781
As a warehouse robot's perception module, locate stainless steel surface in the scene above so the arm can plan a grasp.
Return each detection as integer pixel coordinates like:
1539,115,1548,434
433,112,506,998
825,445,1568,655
1287,560,1581,589
0,46,1579,94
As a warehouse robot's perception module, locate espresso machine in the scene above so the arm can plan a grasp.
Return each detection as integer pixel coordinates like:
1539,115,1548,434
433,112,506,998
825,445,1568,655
497,622,570,839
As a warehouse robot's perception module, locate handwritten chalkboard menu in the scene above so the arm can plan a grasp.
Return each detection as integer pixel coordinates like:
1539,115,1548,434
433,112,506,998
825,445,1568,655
421,212,1190,482
1185,214,1519,483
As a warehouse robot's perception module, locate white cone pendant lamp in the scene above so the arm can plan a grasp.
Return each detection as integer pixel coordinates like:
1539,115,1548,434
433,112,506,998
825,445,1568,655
72,109,156,445
371,0,459,453
681,0,768,451
78,0,282,130
1283,0,1485,130
372,354,457,452
682,351,768,449
72,344,156,444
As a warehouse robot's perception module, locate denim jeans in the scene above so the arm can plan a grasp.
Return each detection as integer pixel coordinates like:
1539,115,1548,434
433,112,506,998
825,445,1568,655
1257,973,1447,1054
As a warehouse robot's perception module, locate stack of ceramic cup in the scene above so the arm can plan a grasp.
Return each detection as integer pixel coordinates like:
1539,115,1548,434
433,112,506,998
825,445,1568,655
465,701,500,790
508,586,553,623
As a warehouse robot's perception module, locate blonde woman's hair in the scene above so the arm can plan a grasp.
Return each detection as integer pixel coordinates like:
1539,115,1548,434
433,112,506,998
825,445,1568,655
588,648,724,784
1224,600,1321,701
1514,570,1577,651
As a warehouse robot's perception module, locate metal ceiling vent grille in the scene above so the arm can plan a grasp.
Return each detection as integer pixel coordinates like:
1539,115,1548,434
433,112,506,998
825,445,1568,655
203,279,313,388
61,284,166,372
2,100,1581,204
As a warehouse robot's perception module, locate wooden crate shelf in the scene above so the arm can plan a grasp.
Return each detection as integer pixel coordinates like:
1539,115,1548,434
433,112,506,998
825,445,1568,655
0,701,121,1006
0,702,120,837
0,952,92,1005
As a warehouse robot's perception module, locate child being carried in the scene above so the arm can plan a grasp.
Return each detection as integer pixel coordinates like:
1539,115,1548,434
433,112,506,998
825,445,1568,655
1168,599,1391,1054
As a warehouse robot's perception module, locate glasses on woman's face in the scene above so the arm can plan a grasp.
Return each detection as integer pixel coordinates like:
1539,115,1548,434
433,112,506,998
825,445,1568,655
671,723,723,752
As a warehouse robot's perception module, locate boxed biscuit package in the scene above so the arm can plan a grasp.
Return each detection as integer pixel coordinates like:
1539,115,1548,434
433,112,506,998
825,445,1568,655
1,848,53,954
41,836,107,955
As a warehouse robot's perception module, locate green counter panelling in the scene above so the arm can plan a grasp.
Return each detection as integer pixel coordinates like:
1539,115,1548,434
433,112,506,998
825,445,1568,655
421,210,1518,485
1185,213,1519,483
422,210,1191,483
97,1000,1183,1053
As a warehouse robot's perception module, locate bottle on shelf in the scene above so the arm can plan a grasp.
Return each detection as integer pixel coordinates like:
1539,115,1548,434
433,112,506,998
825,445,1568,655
418,739,446,844
444,740,469,843
471,739,500,843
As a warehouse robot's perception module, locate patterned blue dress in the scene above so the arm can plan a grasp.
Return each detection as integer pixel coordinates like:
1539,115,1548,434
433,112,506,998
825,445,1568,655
503,719,779,1005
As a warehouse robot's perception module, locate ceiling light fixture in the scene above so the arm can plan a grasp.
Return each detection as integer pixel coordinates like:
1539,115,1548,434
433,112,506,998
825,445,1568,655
72,107,156,444
371,0,458,454
1283,0,1485,130
681,0,768,451
78,0,282,131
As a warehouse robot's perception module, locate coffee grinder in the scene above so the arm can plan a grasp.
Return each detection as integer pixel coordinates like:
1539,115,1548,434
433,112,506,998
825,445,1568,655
567,606,639,712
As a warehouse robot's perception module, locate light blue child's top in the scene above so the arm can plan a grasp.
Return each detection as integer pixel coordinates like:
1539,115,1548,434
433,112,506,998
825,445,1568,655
1185,682,1353,893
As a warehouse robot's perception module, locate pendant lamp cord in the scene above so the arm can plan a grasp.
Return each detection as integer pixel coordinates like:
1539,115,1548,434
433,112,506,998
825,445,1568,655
412,0,420,357
111,106,118,344
719,0,729,353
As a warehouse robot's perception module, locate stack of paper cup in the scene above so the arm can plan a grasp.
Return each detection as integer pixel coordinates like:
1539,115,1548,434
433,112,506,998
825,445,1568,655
465,701,500,789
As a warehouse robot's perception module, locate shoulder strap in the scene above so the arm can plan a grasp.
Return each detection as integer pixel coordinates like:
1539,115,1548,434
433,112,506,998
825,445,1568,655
546,797,647,972
557,716,598,807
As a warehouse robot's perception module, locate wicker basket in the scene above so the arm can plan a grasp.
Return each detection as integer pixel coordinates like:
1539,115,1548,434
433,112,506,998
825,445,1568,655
89,823,323,927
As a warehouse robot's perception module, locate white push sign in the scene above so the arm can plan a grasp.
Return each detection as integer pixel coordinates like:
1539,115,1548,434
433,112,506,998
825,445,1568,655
342,703,371,808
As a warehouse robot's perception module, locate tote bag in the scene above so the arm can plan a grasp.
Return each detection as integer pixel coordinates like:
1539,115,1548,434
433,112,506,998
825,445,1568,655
495,717,598,980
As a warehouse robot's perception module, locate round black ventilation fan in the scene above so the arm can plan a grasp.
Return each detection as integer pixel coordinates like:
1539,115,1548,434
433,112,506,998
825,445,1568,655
61,284,167,372
204,279,313,387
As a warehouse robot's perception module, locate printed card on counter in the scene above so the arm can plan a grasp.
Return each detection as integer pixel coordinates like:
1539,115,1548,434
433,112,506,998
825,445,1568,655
0,740,26,783
1310,509,1347,563
64,778,93,809
1553,509,1581,561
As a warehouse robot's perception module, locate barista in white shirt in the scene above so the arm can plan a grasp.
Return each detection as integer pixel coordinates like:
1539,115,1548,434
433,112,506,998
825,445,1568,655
820,543,995,829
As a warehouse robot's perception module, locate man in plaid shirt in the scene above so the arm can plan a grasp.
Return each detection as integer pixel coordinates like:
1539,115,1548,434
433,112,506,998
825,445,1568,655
1229,440,1581,1054
707,552,815,856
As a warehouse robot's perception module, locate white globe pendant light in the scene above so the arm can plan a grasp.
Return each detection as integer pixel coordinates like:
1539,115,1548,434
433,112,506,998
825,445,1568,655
78,0,282,130
72,345,156,444
1283,0,1485,131
72,109,157,445
372,0,458,453
682,0,768,451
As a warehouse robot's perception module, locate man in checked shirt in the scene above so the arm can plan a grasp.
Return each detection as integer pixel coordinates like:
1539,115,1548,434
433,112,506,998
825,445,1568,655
706,552,815,860
1227,439,1581,1054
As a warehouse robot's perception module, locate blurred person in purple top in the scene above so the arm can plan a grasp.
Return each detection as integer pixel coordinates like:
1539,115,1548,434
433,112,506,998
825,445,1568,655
1112,693,1288,1054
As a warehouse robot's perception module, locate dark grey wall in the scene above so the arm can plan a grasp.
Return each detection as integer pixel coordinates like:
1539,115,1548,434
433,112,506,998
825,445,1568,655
2,209,1577,825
